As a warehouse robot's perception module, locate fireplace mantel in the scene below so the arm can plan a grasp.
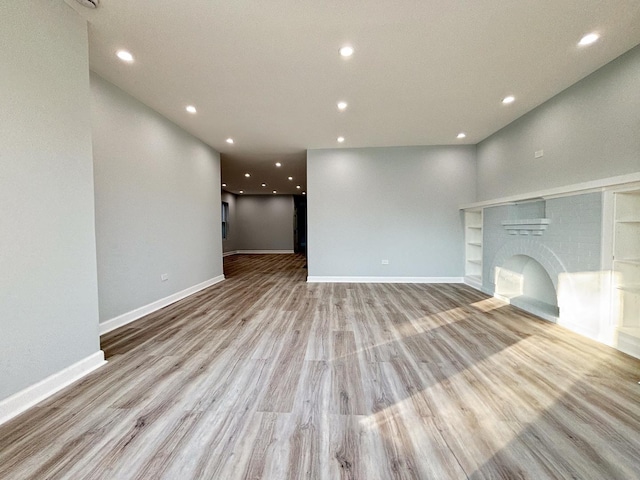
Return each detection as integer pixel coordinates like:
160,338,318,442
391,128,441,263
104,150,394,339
501,218,551,236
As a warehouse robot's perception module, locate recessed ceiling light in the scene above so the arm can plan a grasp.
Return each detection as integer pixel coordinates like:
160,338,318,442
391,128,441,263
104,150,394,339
244,173,250,177
239,190,244,194
261,183,266,187
457,132,466,139
302,192,306,195
288,176,293,181
275,162,282,167
502,95,515,104
226,138,234,144
337,101,348,111
116,50,134,63
337,136,345,143
579,33,600,47
76,0,99,8
296,185,301,189
222,183,227,187
339,45,354,57
272,190,277,194
185,105,197,114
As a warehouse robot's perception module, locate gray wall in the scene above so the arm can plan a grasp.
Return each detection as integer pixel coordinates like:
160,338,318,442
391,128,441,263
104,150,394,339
222,191,240,253
236,195,295,251
477,44,640,201
91,74,223,323
0,2,100,400
307,146,477,278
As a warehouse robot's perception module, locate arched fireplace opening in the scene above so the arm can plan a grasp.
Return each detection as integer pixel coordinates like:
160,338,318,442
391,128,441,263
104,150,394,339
495,254,559,322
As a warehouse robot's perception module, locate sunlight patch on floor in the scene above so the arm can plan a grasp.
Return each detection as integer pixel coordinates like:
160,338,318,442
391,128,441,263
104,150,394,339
469,297,508,313
358,334,584,471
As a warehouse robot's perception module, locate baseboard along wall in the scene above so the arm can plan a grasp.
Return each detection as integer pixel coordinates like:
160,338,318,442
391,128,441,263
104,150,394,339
307,276,464,284
99,275,225,335
0,351,106,426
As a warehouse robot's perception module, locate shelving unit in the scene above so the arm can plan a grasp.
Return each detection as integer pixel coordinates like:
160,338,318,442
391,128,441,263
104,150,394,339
464,209,483,289
613,190,640,357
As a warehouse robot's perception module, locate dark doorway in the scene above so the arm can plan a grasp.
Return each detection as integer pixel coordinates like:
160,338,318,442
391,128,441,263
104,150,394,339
293,195,307,256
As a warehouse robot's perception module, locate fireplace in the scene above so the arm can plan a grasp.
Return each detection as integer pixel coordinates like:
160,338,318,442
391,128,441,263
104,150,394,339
482,194,603,331
495,254,559,322
464,182,640,359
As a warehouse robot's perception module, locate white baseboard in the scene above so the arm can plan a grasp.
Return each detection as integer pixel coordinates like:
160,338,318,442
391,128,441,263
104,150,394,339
616,328,640,360
556,320,599,340
223,250,238,257
493,293,510,304
235,250,295,254
464,276,483,291
307,276,464,284
99,274,225,335
0,351,106,426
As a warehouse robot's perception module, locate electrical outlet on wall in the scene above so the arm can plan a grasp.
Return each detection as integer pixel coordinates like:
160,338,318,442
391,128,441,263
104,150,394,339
161,273,169,282
381,259,389,265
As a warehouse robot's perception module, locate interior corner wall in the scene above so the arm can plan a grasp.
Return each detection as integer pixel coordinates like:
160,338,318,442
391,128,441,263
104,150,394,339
307,146,477,278
477,44,640,201
236,195,295,251
91,73,223,324
222,191,239,253
0,2,100,401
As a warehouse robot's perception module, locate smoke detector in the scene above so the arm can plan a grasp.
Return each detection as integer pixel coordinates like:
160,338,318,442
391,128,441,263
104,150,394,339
75,0,99,8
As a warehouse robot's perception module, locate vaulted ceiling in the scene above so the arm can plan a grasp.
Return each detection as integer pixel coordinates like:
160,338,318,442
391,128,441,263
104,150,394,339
67,0,640,194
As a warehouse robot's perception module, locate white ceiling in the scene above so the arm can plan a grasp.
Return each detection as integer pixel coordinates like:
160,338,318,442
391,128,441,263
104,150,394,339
66,0,640,195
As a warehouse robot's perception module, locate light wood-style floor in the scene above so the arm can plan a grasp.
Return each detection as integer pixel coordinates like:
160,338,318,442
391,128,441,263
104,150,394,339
1,254,639,479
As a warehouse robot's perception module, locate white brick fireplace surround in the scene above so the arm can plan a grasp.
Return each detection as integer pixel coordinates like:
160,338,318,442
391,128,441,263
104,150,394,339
462,175,640,360
484,193,603,331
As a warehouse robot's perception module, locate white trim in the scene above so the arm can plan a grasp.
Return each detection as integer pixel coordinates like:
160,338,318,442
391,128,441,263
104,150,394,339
494,293,512,304
0,351,106,426
460,173,640,210
99,274,225,335
223,250,238,257
616,328,640,360
235,250,295,255
307,276,463,284
464,276,483,291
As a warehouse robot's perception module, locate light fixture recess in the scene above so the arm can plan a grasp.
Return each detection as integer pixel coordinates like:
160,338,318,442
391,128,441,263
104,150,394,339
273,190,277,194
296,185,301,189
186,105,197,114
302,192,306,195
275,162,282,167
226,138,234,144
239,190,244,194
116,50,134,63
288,176,293,181
337,136,345,143
502,95,515,104
339,45,354,57
261,183,267,187
222,183,227,187
337,101,348,111
244,173,250,177
579,33,600,46
76,0,99,8
457,132,466,139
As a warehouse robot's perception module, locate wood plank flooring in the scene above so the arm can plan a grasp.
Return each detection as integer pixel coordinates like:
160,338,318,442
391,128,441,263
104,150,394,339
1,253,640,479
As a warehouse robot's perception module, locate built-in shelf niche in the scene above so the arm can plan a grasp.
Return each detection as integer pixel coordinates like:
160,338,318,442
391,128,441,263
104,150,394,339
613,190,640,353
464,209,483,288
